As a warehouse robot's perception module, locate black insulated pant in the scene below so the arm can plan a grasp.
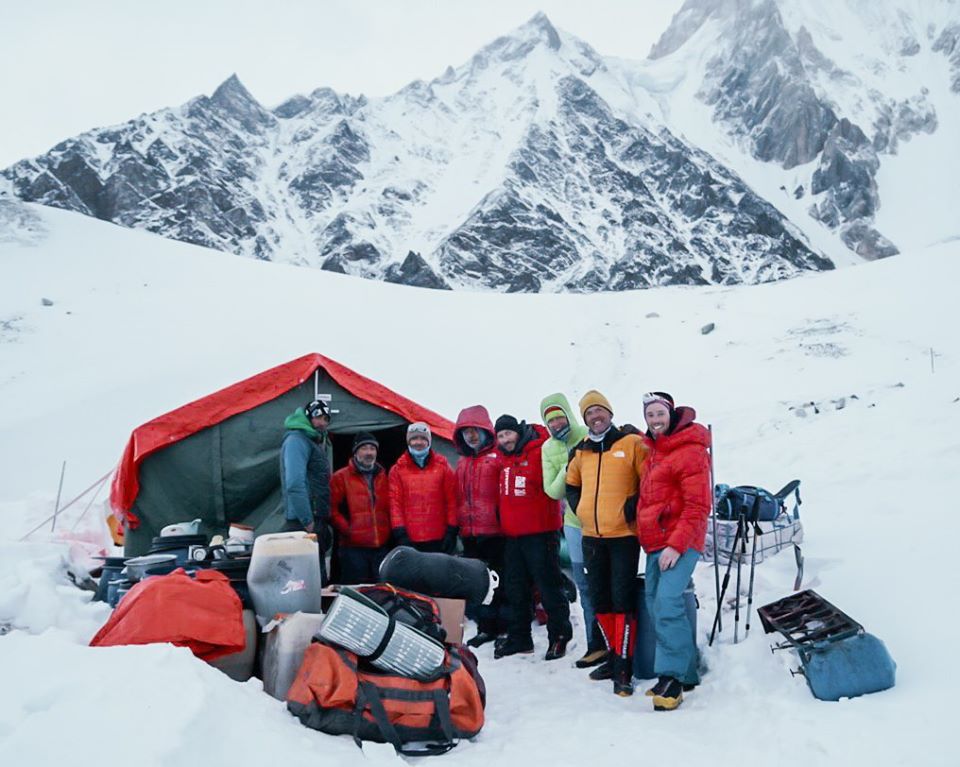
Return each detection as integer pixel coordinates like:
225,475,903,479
503,532,572,643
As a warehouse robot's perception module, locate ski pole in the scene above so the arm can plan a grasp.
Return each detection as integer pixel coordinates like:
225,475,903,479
708,516,743,646
745,521,761,638
708,425,721,633
733,513,746,644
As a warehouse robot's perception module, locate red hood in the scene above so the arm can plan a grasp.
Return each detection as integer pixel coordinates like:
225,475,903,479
454,405,496,456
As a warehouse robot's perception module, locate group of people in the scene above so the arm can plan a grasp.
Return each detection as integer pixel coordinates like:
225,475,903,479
279,388,711,712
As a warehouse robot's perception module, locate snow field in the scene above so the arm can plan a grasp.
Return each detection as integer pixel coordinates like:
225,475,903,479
0,202,957,764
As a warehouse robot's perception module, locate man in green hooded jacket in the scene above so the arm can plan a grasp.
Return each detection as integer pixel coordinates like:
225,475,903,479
540,393,606,669
280,399,333,538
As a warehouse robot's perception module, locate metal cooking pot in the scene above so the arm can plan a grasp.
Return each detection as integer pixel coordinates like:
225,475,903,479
123,554,178,581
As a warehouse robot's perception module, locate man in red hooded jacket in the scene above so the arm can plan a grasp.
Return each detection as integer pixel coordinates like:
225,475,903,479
637,391,711,712
493,414,571,661
453,405,505,648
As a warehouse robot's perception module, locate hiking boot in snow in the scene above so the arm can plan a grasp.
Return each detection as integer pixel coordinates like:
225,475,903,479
575,648,609,669
544,637,569,661
612,656,634,697
645,677,670,697
589,659,613,681
493,636,534,659
467,631,498,648
652,677,684,711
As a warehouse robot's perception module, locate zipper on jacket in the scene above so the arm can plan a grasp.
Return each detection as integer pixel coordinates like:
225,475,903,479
593,451,603,537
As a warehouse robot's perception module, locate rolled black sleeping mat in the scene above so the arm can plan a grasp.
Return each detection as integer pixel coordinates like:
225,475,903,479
379,546,497,604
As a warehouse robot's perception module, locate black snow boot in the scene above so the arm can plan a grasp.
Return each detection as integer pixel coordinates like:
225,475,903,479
652,677,684,711
645,676,670,697
613,656,634,697
545,636,569,661
589,658,614,680
467,631,498,648
575,648,609,669
493,635,534,659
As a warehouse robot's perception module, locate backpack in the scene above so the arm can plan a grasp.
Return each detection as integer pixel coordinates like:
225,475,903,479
287,640,485,756
709,480,804,589
715,480,801,522
353,583,448,644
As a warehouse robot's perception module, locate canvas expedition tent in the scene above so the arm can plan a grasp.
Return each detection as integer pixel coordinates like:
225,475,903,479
110,353,457,556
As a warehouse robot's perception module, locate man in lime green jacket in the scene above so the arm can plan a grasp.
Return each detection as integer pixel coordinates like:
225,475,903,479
540,393,606,669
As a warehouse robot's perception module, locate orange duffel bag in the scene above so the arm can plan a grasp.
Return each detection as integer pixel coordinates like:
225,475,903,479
287,640,485,756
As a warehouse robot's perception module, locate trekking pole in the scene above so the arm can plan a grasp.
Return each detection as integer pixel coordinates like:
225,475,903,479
744,521,761,638
708,515,743,646
733,512,746,644
708,425,721,633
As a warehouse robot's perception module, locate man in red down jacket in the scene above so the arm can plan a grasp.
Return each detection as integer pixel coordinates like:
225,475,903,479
389,422,458,553
493,414,572,661
636,391,711,712
330,432,393,584
453,404,506,648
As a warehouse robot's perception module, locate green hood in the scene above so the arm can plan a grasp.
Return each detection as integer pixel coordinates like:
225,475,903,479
540,392,588,447
284,408,320,439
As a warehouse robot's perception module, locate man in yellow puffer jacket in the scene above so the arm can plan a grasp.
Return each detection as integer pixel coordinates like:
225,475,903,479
566,390,647,697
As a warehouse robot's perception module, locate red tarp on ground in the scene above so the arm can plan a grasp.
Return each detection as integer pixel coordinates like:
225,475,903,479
89,569,245,661
109,353,456,517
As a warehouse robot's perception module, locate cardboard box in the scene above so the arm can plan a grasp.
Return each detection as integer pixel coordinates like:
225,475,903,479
434,597,466,645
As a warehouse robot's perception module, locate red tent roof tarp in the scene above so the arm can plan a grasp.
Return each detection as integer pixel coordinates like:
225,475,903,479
110,353,455,517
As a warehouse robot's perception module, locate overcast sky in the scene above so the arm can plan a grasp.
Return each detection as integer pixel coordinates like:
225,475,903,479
0,0,684,167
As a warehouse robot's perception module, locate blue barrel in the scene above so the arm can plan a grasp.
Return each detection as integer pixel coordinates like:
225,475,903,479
633,576,698,680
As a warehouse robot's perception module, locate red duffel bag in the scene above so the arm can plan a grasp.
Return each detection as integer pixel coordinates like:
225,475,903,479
287,641,485,756
90,569,245,661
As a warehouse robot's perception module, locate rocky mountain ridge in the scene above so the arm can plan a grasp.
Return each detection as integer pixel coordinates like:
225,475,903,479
5,5,956,290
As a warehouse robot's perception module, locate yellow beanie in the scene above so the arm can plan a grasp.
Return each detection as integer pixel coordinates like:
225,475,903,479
579,390,613,419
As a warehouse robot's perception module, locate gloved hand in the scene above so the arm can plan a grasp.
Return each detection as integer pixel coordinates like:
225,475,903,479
394,527,412,547
442,526,459,555
623,495,638,524
316,522,334,554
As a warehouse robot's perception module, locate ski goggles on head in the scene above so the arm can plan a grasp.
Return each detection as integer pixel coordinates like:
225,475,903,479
642,392,673,408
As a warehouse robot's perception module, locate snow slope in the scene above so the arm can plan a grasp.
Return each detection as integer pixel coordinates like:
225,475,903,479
1,201,958,764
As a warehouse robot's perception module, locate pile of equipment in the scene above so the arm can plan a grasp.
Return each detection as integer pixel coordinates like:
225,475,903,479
89,523,488,756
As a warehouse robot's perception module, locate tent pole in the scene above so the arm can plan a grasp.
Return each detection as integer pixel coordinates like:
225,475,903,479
51,461,66,533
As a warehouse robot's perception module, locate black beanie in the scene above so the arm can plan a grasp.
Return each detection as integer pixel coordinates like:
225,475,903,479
352,432,379,454
494,414,521,434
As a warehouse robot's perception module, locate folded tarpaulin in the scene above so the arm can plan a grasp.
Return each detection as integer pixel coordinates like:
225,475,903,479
90,569,245,661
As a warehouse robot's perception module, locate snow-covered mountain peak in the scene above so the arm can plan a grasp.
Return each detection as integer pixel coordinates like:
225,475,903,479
203,73,276,132
7,6,958,289
643,0,960,259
